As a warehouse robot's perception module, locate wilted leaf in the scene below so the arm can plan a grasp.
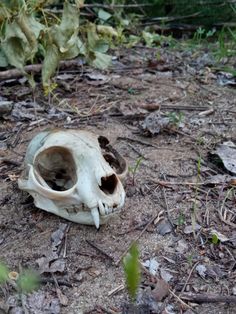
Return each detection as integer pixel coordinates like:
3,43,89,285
213,142,236,175
152,279,169,302
1,14,43,70
42,44,60,87
91,51,111,70
97,25,118,37
98,9,112,21
123,243,140,301
0,49,8,67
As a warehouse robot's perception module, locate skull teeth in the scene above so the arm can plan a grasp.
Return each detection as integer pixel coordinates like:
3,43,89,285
98,200,105,216
91,207,100,229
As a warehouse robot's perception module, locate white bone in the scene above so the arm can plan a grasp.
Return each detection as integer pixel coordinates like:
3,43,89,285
18,129,127,228
91,207,100,229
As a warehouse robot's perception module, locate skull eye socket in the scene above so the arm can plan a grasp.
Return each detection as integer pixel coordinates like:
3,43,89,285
100,174,118,195
35,146,77,191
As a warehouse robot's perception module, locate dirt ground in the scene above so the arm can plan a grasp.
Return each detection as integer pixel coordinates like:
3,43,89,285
0,46,236,314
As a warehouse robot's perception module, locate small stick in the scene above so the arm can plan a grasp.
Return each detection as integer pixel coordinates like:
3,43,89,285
86,240,114,263
180,261,200,294
180,293,236,304
108,284,125,296
153,179,206,186
169,289,192,310
161,183,176,234
114,215,156,266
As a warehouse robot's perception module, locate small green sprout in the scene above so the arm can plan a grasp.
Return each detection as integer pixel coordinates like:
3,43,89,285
17,270,40,293
0,262,9,284
128,157,143,185
177,212,185,226
211,233,219,245
0,262,40,294
123,243,141,302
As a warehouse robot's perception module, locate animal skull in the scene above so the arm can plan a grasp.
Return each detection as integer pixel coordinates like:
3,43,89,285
18,129,127,228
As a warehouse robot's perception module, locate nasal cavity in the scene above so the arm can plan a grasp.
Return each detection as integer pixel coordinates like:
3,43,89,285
100,174,118,195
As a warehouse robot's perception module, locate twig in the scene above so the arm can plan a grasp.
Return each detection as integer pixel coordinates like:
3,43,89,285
83,3,153,9
86,240,114,263
169,289,192,310
180,293,236,304
161,182,176,235
180,261,200,294
0,60,82,81
152,179,206,187
115,215,156,266
108,284,125,296
40,277,72,287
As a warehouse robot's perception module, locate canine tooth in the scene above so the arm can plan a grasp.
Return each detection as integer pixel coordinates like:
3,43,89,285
98,200,105,216
91,207,100,229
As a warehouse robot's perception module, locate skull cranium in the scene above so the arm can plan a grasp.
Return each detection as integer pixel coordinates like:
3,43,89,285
18,129,127,228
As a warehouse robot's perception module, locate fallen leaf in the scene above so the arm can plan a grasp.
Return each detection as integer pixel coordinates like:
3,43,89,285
160,268,173,282
156,219,173,236
184,223,201,234
196,264,207,278
151,279,169,301
56,288,68,306
213,141,236,175
51,223,68,248
176,239,189,253
210,229,229,243
27,290,61,313
141,111,170,135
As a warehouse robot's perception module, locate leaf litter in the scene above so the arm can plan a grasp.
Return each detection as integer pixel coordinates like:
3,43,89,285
0,44,236,313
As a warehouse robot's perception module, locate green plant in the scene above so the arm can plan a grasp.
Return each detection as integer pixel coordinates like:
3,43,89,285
187,254,193,266
0,262,9,284
168,112,184,127
0,262,40,294
0,1,112,88
177,211,185,226
123,243,141,302
211,233,219,245
128,157,143,185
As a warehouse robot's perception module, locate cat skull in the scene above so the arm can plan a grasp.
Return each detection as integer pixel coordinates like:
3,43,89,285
18,129,127,228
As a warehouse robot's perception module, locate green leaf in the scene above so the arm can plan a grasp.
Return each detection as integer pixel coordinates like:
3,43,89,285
49,2,79,51
0,262,9,284
42,43,60,87
90,51,111,70
1,37,25,69
87,23,99,49
17,270,40,293
123,243,140,302
97,25,118,38
211,234,219,245
1,15,44,69
0,49,8,67
98,9,112,21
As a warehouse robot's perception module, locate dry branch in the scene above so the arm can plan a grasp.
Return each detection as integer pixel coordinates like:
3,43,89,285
181,293,236,304
0,60,82,81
